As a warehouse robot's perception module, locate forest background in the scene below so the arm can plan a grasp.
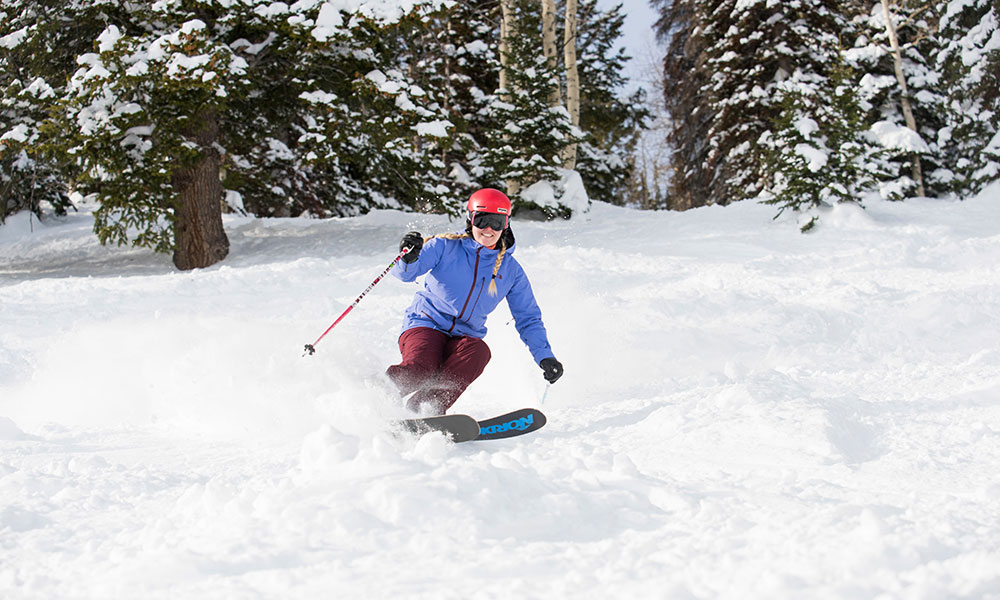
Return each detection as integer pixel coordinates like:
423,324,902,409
1,0,998,269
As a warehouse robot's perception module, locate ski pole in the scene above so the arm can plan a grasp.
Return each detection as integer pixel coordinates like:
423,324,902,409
303,246,411,356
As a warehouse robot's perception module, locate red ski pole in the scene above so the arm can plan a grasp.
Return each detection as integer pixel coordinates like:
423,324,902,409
303,246,411,356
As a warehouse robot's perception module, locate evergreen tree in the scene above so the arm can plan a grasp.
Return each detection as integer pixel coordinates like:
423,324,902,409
401,0,644,217
0,0,119,222
36,0,450,268
477,0,585,217
655,0,713,210
657,0,852,210
760,58,895,230
391,0,500,214
845,0,948,198
936,0,1000,196
5,0,643,243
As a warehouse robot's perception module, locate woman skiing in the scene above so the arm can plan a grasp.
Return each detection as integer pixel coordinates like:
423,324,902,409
386,188,563,415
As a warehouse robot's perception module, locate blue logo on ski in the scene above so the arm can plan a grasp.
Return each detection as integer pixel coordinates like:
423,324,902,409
394,408,547,443
476,408,546,440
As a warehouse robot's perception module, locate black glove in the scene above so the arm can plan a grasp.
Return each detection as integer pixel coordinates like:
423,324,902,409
540,357,563,384
400,231,423,263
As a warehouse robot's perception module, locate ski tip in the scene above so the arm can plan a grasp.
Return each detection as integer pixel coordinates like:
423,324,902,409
476,408,546,440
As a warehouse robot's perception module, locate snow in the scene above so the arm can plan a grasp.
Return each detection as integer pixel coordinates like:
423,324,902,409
22,78,56,100
870,120,932,154
795,143,828,172
311,0,443,39
299,89,339,105
97,25,122,53
312,2,344,40
794,116,820,138
414,120,451,138
3,190,1000,598
0,124,29,144
0,26,29,49
520,168,591,214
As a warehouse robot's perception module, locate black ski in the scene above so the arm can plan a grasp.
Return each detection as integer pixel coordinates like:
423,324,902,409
395,408,546,443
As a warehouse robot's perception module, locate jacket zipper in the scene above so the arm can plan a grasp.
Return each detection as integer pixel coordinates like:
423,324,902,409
449,247,482,333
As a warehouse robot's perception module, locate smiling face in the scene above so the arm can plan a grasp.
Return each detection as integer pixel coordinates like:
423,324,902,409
471,223,501,248
469,211,507,248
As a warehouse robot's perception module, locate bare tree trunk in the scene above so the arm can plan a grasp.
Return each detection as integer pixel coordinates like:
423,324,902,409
499,0,520,197
881,0,926,197
172,107,229,270
499,0,514,100
541,0,560,106
561,0,580,169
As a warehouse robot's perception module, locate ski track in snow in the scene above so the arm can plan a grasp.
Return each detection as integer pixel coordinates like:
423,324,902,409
2,193,1000,599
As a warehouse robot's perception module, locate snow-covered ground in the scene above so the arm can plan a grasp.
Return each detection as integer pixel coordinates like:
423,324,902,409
2,191,1000,599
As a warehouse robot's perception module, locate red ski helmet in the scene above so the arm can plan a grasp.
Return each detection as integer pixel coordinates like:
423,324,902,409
466,188,511,229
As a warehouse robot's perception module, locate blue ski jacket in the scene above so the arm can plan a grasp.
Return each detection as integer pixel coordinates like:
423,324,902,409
391,233,555,364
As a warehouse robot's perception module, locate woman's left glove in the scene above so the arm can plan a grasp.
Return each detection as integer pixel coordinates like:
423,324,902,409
540,357,564,384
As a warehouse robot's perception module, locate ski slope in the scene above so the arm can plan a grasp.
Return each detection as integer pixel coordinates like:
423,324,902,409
2,190,1000,599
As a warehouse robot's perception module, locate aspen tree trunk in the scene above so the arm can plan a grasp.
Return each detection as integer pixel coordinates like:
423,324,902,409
499,0,515,100
499,0,520,197
561,0,580,169
541,0,560,106
172,107,229,270
880,0,926,197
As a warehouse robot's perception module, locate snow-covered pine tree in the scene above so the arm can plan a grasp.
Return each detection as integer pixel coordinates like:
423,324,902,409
0,0,105,222
845,0,947,199
661,0,784,208
219,5,455,219
760,57,895,230
324,11,458,217
48,4,253,266
935,0,1000,196
655,0,713,210
432,1,506,201
477,0,584,218
389,1,502,215
658,0,866,210
38,0,449,268
400,0,640,216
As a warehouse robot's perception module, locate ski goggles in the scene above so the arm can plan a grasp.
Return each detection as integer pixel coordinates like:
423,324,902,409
472,211,508,231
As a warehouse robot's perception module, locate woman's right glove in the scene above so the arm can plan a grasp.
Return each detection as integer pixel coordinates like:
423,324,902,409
540,357,564,384
400,231,423,263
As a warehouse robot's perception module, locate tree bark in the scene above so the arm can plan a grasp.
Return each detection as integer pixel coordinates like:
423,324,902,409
881,0,926,197
499,0,520,197
499,0,515,101
172,107,229,270
541,0,560,106
561,0,580,169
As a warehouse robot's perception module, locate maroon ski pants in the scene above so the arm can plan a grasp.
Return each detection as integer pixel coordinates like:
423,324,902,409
385,327,491,415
